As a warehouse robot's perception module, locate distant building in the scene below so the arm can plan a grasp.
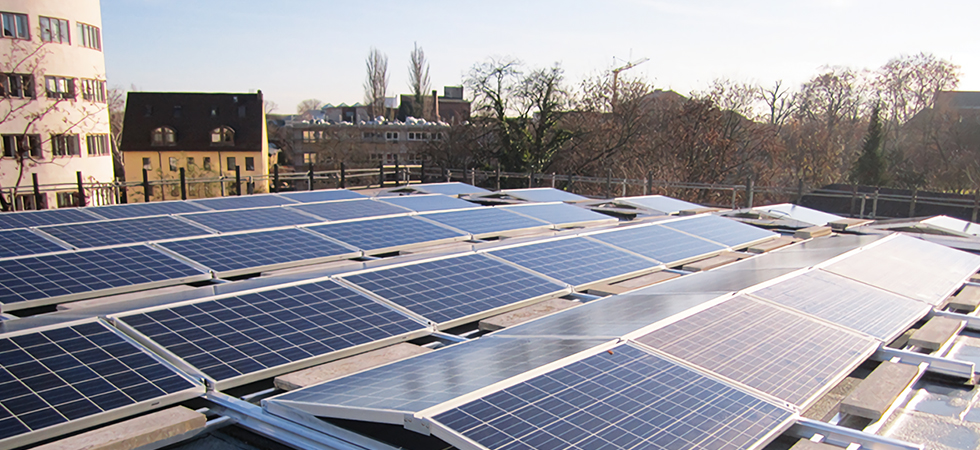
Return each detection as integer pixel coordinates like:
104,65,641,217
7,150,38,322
120,92,269,202
0,0,113,210
397,86,471,123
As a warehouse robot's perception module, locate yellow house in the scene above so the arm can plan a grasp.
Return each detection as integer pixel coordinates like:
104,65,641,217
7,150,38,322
120,92,269,202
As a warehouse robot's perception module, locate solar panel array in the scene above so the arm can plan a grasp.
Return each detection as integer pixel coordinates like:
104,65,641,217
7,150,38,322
308,216,467,253
340,254,567,325
661,214,777,248
432,344,793,450
376,195,477,212
0,321,200,448
86,201,211,220
412,182,490,196
590,222,727,265
422,208,551,237
488,237,659,287
180,208,323,233
190,195,298,211
0,208,98,230
617,195,702,214
0,229,68,258
289,199,410,221
501,188,588,203
116,280,425,386
39,216,212,249
503,203,615,227
277,189,365,203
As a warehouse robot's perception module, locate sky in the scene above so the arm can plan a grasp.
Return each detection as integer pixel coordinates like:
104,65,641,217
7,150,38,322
101,0,980,114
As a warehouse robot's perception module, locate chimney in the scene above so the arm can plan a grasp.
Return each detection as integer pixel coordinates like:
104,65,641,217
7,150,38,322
432,90,439,122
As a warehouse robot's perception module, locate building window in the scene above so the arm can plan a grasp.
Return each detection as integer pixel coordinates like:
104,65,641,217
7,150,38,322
39,17,69,44
85,134,108,156
2,134,40,158
238,105,246,118
1,12,28,39
79,79,105,102
44,76,74,99
210,106,218,117
302,153,316,165
0,73,33,98
76,22,100,50
151,127,175,146
173,105,181,117
187,157,194,167
142,157,151,169
302,130,319,143
362,131,382,140
56,192,78,208
51,134,80,156
245,157,254,171
226,156,236,170
203,157,211,171
211,126,234,146
15,193,44,211
385,132,399,141
169,157,178,172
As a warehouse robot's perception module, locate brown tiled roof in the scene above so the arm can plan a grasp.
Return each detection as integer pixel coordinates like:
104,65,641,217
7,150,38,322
121,92,264,152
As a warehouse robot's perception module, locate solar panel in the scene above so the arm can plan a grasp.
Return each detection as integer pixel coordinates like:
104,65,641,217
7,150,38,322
750,270,930,341
502,188,588,203
753,203,842,227
289,198,410,221
114,280,425,388
824,234,980,305
661,215,777,248
307,216,467,253
276,189,366,203
158,228,358,276
589,223,727,265
488,237,659,287
0,229,69,258
0,320,202,448
421,208,551,238
180,207,323,232
340,254,567,326
266,337,608,421
616,195,701,214
375,194,477,212
84,201,211,220
922,215,980,236
412,182,490,196
0,208,100,230
0,245,209,311
431,344,794,450
635,295,877,407
502,203,616,227
189,194,298,211
39,216,212,249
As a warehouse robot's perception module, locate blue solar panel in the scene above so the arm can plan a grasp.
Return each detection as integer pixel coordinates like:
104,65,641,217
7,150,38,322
503,203,615,226
180,208,323,232
590,224,727,265
189,195,298,211
0,209,99,230
503,188,588,203
662,215,777,248
0,229,68,258
489,237,659,287
289,199,410,221
159,228,357,275
277,189,366,203
308,216,467,252
376,194,477,212
340,254,567,325
414,182,490,196
0,245,208,311
84,201,211,220
0,321,200,448
116,280,424,386
39,216,212,249
433,344,793,450
422,208,550,237
618,195,701,214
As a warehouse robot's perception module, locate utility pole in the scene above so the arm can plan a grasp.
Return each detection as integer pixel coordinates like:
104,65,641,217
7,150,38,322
611,57,649,111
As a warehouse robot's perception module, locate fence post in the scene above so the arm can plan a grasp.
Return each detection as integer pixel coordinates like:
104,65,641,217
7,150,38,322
860,195,867,219
247,178,254,195
871,188,879,219
605,169,612,198
142,168,150,202
235,165,242,196
566,173,573,192
420,159,426,183
796,179,804,204
973,190,979,223
179,168,187,200
394,155,400,187
496,163,501,191
445,168,451,183
340,162,347,189
621,178,627,197
32,173,42,210
471,168,476,187
551,173,556,188
849,185,857,217
643,172,650,196
380,162,386,187
731,187,737,210
528,171,534,189
273,164,279,193
746,177,754,208
909,187,918,217
75,171,86,207
308,162,315,191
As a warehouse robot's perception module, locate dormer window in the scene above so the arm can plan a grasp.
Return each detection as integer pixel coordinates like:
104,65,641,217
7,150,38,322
211,126,234,146
151,126,175,146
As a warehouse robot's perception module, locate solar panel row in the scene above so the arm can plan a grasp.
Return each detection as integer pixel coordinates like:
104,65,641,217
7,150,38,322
487,237,660,288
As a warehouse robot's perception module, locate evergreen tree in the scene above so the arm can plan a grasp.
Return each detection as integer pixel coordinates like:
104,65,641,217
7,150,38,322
850,102,889,186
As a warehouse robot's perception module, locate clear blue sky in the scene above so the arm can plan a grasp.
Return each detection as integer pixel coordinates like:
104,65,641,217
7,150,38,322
101,0,980,113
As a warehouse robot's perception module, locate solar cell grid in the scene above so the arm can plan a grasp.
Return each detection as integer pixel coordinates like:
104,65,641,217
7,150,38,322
189,195,298,211
0,229,68,258
502,188,587,203
376,195,477,212
617,195,701,214
432,344,793,450
590,224,726,265
422,208,550,237
0,208,99,230
289,199,411,221
308,216,466,252
0,321,198,446
85,201,211,220
502,203,614,226
277,189,365,203
40,216,212,249
413,182,490,196
341,254,567,325
488,237,658,287
180,208,323,232
116,280,424,385
661,215,777,248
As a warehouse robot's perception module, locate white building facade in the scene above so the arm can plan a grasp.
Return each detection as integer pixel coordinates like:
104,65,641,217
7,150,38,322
0,0,113,210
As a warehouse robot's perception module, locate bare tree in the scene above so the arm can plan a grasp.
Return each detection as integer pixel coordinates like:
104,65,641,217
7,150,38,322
875,53,960,126
364,48,389,119
759,80,795,131
296,99,323,114
106,86,125,177
264,100,278,114
407,42,431,119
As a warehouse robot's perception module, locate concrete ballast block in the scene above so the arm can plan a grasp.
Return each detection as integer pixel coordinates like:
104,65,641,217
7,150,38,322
479,298,578,331
678,207,727,216
794,225,833,239
747,236,799,254
829,218,873,231
948,285,980,312
839,361,919,420
789,439,850,450
908,317,964,352
970,273,980,283
681,253,742,272
275,343,431,391
33,406,205,450
614,270,682,289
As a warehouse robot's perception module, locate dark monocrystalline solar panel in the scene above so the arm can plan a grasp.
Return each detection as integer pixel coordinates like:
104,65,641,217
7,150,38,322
0,209,99,230
84,201,211,220
661,215,777,248
375,195,477,212
340,254,566,324
159,228,356,274
289,199,410,221
503,203,614,226
308,216,466,252
0,321,198,446
636,295,877,407
433,344,793,450
116,280,424,384
422,208,550,236
590,224,727,265
0,246,207,309
489,237,658,287
39,216,211,249
189,195,298,211
269,337,608,415
277,190,366,203
0,229,68,258
180,208,323,232
751,270,930,341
